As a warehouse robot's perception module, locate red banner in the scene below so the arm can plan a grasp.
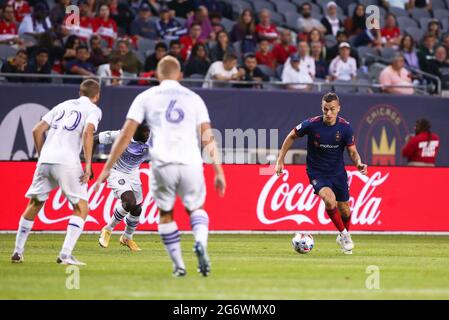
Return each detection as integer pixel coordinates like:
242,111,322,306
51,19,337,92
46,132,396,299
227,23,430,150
1,162,448,231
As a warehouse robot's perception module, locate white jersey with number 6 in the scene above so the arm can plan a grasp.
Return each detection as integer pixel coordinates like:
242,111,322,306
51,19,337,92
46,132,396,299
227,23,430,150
126,80,210,165
39,96,102,165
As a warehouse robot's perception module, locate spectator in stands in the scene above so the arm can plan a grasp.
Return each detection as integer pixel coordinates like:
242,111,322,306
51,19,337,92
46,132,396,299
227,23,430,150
297,2,326,40
381,14,401,49
62,35,80,63
203,52,239,88
88,34,109,67
113,39,142,74
442,34,449,62
230,8,257,55
209,11,223,28
309,28,325,45
255,9,279,43
427,19,442,41
18,2,52,36
196,0,225,17
25,47,51,82
1,48,27,82
64,45,96,83
400,34,420,70
281,53,313,91
97,55,123,86
128,0,157,17
326,30,359,63
113,1,138,36
297,40,315,79
0,4,21,45
344,3,365,37
379,53,414,95
272,30,297,66
402,118,440,166
409,0,432,10
86,0,98,18
310,41,328,79
425,45,449,89
168,39,184,69
256,38,276,69
209,30,235,62
380,0,409,10
50,0,70,32
130,3,158,40
236,53,269,89
321,1,343,36
168,0,195,19
418,33,437,71
328,42,357,81
186,6,212,42
184,42,210,77
156,6,187,41
353,25,382,49
180,22,203,61
7,0,30,23
63,0,95,42
93,4,118,48
144,41,167,71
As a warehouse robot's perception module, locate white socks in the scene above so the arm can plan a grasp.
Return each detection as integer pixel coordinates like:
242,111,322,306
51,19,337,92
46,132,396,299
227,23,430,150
190,209,209,248
158,221,185,270
124,214,140,239
106,202,127,231
14,216,34,255
60,215,85,256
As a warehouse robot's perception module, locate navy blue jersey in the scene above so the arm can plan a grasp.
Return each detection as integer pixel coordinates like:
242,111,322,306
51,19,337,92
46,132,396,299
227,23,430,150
295,115,355,176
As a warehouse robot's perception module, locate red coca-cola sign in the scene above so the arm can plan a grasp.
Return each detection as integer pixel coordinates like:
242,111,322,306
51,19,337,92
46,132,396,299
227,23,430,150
1,162,448,231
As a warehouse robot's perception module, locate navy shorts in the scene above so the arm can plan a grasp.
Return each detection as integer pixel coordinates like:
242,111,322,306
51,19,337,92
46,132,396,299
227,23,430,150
307,170,350,202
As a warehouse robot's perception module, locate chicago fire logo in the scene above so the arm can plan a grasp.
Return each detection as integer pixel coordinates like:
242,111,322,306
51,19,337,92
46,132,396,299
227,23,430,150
335,131,341,142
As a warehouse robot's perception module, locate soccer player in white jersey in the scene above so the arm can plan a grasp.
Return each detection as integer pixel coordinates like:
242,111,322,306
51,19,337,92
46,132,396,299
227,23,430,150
94,56,226,277
96,123,151,251
11,79,102,266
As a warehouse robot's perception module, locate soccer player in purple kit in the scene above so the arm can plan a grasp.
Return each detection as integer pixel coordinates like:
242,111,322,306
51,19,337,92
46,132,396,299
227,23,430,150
275,92,368,254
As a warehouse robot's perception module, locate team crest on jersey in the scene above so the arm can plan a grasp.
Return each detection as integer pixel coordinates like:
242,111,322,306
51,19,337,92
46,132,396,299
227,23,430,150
118,179,125,185
312,179,317,186
335,131,341,142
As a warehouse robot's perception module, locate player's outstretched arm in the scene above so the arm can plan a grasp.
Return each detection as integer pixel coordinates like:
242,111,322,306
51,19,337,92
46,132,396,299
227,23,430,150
275,129,298,176
32,120,50,158
347,144,368,175
94,119,139,191
80,123,96,184
200,122,226,197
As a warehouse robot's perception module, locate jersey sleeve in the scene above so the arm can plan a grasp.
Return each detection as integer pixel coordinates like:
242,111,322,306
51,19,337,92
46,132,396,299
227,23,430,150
196,96,211,125
98,130,120,144
294,119,311,137
86,107,102,132
127,93,145,124
344,124,355,147
41,108,56,125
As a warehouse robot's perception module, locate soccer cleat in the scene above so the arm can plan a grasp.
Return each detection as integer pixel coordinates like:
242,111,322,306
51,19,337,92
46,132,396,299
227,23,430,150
339,232,354,254
11,252,23,263
119,235,141,252
193,242,211,277
56,254,86,266
172,267,187,277
99,227,112,248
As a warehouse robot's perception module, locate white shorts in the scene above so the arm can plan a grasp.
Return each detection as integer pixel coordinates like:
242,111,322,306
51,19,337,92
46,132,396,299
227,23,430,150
150,163,206,212
107,169,143,204
25,163,88,204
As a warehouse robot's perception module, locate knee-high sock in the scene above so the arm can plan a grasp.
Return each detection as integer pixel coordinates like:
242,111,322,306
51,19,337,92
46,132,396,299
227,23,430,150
60,215,85,256
106,201,127,231
326,207,345,233
124,213,140,239
190,209,209,248
341,214,351,231
14,216,34,255
158,221,185,270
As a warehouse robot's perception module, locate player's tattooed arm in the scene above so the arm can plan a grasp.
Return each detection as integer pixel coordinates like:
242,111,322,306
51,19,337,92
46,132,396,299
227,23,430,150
347,145,368,175
32,120,50,158
275,129,298,176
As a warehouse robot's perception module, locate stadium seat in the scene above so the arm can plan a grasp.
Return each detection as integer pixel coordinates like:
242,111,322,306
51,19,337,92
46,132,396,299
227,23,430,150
358,0,380,6
410,8,431,20
283,12,301,30
433,9,449,20
336,0,354,12
404,27,425,44
175,17,186,26
418,17,433,28
397,16,419,29
273,1,297,13
380,47,397,62
357,78,373,93
221,17,235,33
388,7,409,17
290,0,310,8
357,46,379,64
269,11,285,25
325,34,337,47
356,67,370,80
275,64,284,80
251,0,276,12
137,38,156,55
346,3,357,16
257,64,275,78
184,74,204,88
369,62,388,82
135,50,146,65
310,3,322,15
332,79,357,93
432,0,447,9
0,45,17,61
21,34,37,46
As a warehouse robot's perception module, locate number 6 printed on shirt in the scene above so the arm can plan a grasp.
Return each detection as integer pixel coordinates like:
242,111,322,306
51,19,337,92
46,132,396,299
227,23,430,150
165,100,184,123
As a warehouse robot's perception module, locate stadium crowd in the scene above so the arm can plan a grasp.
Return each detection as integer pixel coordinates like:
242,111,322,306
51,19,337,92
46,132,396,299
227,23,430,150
1,0,449,94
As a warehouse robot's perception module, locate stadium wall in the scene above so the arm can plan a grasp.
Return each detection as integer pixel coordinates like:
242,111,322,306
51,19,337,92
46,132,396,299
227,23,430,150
0,83,448,166
0,162,448,232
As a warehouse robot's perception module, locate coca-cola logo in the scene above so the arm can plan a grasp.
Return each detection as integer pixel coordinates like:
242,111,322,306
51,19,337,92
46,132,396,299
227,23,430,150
38,168,160,226
257,170,389,226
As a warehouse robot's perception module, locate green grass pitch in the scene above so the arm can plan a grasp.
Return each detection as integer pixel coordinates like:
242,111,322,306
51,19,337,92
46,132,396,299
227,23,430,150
1,233,449,299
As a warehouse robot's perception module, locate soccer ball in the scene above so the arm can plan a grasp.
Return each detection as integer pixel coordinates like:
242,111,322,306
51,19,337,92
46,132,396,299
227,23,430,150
292,233,314,254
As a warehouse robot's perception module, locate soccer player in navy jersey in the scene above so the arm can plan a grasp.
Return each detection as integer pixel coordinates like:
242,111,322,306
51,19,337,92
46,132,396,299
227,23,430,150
275,92,368,254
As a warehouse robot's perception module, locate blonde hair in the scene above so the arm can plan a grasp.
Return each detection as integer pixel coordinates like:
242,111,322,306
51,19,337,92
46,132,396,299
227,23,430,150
79,79,100,98
157,56,181,79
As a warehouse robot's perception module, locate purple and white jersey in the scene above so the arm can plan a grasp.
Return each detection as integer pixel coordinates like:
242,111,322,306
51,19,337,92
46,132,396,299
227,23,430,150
99,130,151,174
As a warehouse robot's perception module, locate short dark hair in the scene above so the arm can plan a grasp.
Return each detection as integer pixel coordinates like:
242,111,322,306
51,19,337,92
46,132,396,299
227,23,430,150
155,42,168,51
109,55,122,65
16,49,27,57
416,118,431,133
190,22,202,29
223,52,238,62
76,45,89,52
36,47,49,55
322,92,340,103
244,53,256,60
169,39,180,47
